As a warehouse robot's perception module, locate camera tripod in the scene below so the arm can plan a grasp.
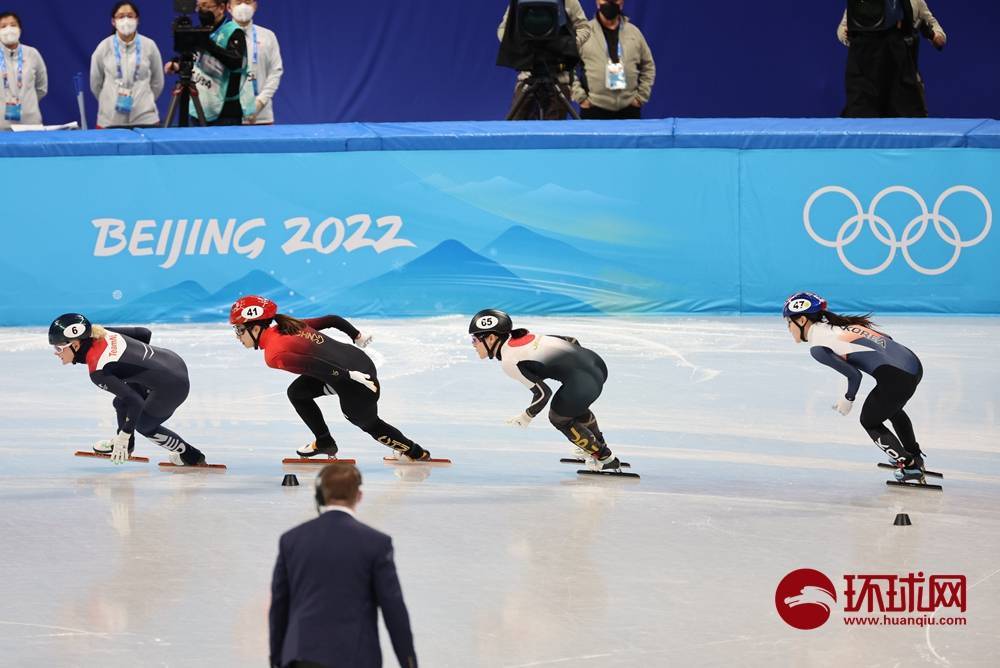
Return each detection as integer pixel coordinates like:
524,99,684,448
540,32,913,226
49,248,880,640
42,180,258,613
506,70,580,121
163,56,207,127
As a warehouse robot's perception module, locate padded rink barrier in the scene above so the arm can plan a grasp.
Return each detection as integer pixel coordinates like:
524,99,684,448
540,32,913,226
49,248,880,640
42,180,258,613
1,118,998,325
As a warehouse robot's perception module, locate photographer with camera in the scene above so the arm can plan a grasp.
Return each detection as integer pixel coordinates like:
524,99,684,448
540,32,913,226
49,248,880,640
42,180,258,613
497,0,590,120
228,0,282,125
90,2,164,128
571,0,655,120
840,0,928,118
165,0,252,126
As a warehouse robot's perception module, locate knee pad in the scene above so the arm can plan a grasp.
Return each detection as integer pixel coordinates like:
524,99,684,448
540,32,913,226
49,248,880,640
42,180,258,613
548,410,572,429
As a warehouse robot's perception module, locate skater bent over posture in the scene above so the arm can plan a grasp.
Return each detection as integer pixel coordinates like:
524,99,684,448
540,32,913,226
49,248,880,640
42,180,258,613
48,313,206,466
783,292,927,482
469,309,623,472
230,296,430,461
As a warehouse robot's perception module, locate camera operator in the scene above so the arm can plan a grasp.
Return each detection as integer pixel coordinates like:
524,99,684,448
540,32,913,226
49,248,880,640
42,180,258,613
165,0,253,125
840,0,928,118
572,0,655,120
498,0,591,120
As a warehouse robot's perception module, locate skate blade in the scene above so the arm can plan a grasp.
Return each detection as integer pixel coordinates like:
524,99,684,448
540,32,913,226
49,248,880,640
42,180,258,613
877,462,943,478
383,457,452,465
159,462,227,471
75,451,149,463
282,458,356,465
885,480,942,491
577,469,640,479
560,458,630,468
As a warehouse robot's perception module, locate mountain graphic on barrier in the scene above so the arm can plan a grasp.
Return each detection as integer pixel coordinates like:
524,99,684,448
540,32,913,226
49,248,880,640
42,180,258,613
480,226,660,311
100,279,211,322
98,270,305,323
328,239,599,317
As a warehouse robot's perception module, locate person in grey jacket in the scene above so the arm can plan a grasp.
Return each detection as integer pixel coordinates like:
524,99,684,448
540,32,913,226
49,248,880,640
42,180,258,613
90,2,164,128
229,0,283,124
0,11,47,130
572,0,655,119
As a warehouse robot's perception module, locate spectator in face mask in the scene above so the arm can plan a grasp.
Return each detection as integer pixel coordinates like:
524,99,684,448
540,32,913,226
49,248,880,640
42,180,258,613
228,0,283,124
571,0,655,119
0,11,47,130
90,2,165,128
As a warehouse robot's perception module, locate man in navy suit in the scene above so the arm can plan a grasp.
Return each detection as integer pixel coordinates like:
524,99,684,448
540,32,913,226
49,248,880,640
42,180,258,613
269,464,418,668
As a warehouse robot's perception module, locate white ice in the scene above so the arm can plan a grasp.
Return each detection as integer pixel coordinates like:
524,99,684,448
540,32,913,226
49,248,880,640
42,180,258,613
0,316,998,667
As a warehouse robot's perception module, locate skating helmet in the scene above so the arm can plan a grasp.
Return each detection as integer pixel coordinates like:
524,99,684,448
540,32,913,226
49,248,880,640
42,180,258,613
782,292,827,319
230,295,278,325
48,313,92,346
470,309,513,360
469,309,512,338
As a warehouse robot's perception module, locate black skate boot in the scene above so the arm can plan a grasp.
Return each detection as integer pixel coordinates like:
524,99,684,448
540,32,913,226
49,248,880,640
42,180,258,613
296,435,339,458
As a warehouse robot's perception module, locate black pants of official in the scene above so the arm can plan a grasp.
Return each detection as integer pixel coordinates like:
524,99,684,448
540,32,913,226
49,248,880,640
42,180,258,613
286,375,417,451
843,29,926,118
580,105,641,120
860,364,923,458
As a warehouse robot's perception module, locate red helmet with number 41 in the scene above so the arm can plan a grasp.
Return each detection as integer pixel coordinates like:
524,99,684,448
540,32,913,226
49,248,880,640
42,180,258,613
230,295,278,325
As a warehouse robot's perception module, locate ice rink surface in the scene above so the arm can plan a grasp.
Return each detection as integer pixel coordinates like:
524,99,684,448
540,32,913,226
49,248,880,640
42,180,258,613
1,316,998,667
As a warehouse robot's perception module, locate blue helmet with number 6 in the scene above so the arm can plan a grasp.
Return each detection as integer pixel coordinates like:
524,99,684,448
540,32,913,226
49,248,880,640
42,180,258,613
782,292,828,319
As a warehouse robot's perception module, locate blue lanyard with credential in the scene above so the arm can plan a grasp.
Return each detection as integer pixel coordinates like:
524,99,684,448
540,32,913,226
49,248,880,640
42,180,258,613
250,25,259,95
113,35,142,85
0,46,24,98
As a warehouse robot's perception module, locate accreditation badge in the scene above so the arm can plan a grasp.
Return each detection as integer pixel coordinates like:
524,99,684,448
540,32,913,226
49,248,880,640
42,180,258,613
4,101,21,121
115,85,134,114
606,61,627,91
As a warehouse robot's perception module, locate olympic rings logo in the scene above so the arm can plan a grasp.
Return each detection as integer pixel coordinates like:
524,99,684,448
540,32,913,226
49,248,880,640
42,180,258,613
803,186,992,275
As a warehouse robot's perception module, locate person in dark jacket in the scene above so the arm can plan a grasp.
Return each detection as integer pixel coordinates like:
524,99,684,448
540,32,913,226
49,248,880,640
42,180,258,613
269,464,418,668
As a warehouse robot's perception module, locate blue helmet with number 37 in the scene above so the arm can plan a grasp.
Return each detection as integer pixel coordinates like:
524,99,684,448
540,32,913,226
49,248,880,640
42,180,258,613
782,292,828,319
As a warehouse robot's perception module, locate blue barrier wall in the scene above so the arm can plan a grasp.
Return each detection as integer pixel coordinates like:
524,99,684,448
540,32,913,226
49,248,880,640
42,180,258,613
13,1,1000,127
1,119,997,325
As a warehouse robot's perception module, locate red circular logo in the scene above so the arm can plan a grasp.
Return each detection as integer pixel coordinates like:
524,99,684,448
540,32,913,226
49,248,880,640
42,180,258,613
775,568,838,630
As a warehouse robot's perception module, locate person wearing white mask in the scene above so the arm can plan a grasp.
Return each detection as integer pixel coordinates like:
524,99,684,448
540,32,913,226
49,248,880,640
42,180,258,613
228,0,282,124
90,2,165,128
0,12,48,130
